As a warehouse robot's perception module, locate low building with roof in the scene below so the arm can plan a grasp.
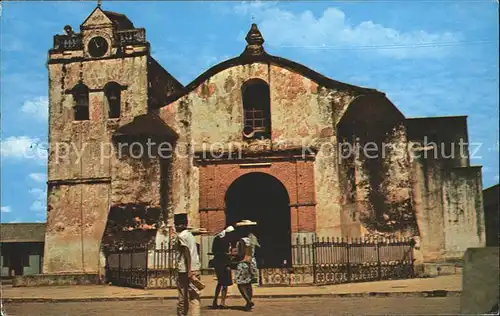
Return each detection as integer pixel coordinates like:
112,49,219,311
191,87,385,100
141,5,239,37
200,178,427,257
1,223,46,277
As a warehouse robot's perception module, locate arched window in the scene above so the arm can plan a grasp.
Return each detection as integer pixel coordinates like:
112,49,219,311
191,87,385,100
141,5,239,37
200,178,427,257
72,84,89,121
104,82,121,119
241,79,271,140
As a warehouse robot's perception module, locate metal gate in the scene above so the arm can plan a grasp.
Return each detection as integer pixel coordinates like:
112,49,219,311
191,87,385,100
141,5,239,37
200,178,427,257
106,245,148,288
105,242,176,289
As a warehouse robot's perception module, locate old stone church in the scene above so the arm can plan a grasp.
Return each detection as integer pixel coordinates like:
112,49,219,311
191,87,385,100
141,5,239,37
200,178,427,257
43,6,485,275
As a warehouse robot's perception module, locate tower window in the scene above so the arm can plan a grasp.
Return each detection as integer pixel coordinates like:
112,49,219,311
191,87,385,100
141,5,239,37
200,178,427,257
72,84,89,121
242,79,271,140
104,82,121,119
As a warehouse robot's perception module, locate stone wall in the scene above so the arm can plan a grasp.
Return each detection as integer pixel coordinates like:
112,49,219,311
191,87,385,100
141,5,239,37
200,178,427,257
13,273,100,287
407,117,485,262
45,42,155,273
337,95,417,239
460,247,499,314
442,167,485,258
110,138,163,207
45,182,109,273
44,5,188,273
410,152,446,262
314,141,344,237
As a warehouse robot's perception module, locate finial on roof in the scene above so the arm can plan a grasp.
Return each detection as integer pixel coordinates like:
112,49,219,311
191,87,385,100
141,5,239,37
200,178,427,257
97,0,102,8
241,23,266,57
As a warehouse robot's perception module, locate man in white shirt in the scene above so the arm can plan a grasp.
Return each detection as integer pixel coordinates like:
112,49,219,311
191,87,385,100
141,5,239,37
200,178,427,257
174,213,201,316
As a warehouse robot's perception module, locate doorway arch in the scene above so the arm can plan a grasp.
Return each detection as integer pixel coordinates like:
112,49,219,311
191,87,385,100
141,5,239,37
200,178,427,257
225,172,291,268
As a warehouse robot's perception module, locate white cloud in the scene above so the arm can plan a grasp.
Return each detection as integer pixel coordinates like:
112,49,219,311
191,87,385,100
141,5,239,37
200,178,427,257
30,200,46,213
233,3,462,59
21,96,49,122
0,136,47,161
1,206,12,213
8,218,22,224
29,188,47,214
29,173,47,183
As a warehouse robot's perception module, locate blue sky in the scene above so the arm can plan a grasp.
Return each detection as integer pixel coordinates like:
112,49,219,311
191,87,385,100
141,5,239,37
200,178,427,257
1,1,498,223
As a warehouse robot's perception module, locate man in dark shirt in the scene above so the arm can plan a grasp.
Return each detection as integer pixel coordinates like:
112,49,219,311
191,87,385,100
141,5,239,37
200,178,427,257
211,226,234,309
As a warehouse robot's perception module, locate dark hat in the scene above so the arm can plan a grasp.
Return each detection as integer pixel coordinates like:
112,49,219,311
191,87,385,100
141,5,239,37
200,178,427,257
174,213,188,225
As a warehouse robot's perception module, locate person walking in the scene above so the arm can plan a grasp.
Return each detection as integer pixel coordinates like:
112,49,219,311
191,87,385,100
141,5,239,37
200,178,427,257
234,220,260,311
174,213,202,316
211,225,235,309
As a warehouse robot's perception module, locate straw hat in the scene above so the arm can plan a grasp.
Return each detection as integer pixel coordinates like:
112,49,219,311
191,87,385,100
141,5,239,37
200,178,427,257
235,220,257,227
215,226,235,238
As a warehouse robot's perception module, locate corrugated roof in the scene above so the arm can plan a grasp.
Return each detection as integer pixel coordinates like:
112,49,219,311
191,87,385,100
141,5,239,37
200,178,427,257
0,223,46,243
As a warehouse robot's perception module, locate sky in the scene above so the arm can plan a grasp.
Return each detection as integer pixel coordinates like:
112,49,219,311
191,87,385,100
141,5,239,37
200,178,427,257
0,0,498,223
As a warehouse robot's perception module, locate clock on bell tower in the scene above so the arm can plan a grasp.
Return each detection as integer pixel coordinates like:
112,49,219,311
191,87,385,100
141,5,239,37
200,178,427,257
88,36,109,58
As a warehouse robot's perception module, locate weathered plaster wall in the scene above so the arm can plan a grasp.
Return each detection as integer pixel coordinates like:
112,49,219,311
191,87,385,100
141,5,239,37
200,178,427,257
407,117,484,262
314,141,344,237
44,183,109,273
47,57,149,180
160,62,359,235
161,97,200,227
442,167,485,258
410,152,446,262
45,54,154,273
110,140,162,207
162,63,351,148
336,96,417,240
376,123,416,236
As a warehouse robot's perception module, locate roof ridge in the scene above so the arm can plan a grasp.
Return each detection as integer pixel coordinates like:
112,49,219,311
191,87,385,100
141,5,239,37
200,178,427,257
102,10,126,17
154,52,381,109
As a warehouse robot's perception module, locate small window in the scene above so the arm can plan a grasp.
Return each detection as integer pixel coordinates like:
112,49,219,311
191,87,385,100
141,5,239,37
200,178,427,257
242,79,271,140
72,84,89,121
104,82,121,119
2,255,10,268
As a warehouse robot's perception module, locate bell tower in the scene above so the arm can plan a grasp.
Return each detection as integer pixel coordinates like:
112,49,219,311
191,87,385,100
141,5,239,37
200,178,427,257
44,5,182,274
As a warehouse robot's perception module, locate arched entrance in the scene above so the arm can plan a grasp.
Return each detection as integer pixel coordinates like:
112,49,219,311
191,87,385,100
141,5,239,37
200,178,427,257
225,172,291,268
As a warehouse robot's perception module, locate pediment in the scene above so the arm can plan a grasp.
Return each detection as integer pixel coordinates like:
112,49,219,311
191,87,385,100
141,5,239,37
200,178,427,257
81,7,113,28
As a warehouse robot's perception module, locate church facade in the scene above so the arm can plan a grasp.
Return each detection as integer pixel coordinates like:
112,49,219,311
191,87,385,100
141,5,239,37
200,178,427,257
43,6,485,274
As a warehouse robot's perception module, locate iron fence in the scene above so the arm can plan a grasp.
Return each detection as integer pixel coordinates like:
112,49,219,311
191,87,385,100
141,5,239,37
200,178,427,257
106,235,415,288
260,236,415,286
105,241,176,289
